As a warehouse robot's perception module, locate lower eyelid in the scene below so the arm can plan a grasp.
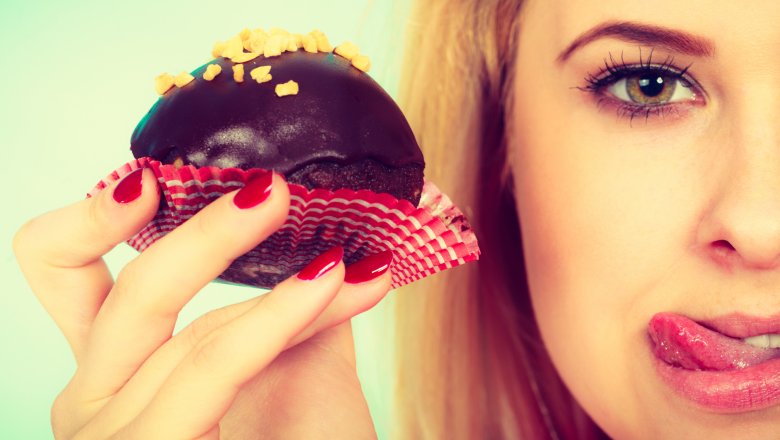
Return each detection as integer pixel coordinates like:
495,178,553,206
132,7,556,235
588,92,702,124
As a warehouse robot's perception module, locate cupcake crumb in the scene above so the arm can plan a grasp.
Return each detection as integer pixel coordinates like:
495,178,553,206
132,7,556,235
334,42,360,60
301,34,317,53
233,64,245,83
174,71,195,88
250,66,272,83
230,52,261,63
351,54,371,73
203,64,222,81
275,80,299,97
155,73,175,95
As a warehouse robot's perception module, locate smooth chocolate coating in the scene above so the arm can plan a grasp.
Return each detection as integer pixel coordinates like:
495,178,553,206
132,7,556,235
131,51,424,202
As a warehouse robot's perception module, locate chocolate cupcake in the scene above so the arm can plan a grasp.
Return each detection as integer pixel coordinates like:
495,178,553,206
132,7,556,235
91,29,479,289
130,30,425,205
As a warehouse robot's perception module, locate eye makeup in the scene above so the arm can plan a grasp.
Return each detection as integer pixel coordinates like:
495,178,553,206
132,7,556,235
579,49,706,124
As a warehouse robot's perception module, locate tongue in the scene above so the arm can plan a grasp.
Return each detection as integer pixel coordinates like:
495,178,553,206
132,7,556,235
648,313,779,371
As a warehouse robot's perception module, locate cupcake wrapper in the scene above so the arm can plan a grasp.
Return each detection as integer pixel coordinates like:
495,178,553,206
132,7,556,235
89,157,480,289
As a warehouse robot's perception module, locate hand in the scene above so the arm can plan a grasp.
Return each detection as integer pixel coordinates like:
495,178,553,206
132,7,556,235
13,169,391,439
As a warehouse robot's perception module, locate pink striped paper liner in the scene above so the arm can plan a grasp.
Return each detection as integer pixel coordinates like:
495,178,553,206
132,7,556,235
89,157,480,289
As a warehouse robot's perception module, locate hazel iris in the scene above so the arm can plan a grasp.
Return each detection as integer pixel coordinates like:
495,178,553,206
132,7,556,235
626,74,676,104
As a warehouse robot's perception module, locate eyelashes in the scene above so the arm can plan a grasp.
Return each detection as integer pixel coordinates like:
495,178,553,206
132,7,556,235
579,50,705,124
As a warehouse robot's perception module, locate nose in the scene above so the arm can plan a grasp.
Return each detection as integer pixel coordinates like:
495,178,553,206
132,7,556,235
698,109,780,270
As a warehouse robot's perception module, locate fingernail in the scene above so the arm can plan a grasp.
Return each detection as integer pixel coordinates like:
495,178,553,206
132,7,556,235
345,250,394,284
298,246,344,281
113,168,144,204
233,170,274,209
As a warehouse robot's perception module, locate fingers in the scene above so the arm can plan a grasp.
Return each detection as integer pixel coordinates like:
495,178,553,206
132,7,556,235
290,251,393,348
118,248,346,439
13,168,159,360
78,251,392,439
73,172,290,401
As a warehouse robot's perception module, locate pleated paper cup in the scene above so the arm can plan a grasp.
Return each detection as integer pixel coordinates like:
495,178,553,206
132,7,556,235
89,157,480,289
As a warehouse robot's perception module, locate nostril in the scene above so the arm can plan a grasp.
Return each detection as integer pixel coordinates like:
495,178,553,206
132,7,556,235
710,239,737,263
713,240,736,252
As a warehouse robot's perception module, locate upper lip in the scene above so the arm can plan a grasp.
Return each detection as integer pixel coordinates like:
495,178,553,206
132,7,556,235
696,313,780,339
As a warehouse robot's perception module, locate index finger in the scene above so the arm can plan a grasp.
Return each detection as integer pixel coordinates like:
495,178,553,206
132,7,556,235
13,168,160,359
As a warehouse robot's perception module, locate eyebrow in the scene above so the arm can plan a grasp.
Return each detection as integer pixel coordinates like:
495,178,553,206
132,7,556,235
557,21,715,64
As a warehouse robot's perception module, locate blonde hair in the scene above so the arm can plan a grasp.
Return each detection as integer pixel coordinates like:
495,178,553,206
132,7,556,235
395,1,604,438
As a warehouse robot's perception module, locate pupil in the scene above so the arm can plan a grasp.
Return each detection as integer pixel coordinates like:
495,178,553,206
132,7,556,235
638,75,665,97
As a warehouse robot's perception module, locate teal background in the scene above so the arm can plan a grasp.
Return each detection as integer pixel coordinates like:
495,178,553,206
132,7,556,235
0,1,409,437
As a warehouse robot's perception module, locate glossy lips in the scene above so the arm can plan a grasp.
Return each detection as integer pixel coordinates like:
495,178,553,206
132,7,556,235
649,312,780,411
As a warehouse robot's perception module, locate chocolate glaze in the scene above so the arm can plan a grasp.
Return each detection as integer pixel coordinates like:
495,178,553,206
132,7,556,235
131,51,424,203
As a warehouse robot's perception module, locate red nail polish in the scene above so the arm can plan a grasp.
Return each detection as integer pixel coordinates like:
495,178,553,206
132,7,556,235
233,171,274,209
113,168,144,204
345,250,394,284
298,247,344,281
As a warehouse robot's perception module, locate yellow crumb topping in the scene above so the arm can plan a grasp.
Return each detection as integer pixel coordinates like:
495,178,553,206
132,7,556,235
155,73,175,95
313,32,333,52
263,35,285,57
351,54,371,72
293,33,304,48
203,64,222,81
334,41,360,60
250,65,272,83
154,28,375,95
301,34,317,53
221,35,244,59
246,30,267,53
211,41,226,58
174,71,195,87
275,80,299,97
280,34,292,50
230,52,261,63
232,64,245,83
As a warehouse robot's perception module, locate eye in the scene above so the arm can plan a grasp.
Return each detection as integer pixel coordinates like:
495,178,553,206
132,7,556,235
607,72,696,105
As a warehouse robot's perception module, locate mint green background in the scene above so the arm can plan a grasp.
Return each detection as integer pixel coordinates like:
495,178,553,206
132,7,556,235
1,1,409,437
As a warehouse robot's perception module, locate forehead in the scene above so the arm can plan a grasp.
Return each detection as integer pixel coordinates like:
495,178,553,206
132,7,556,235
531,0,780,53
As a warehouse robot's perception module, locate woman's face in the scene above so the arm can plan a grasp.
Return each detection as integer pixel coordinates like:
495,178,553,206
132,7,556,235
511,0,780,437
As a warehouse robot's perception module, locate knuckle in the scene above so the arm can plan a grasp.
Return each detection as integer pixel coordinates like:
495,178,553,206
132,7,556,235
187,309,225,347
51,391,68,432
190,331,231,374
113,258,141,292
11,219,35,258
12,217,41,260
192,207,220,240
51,388,80,439
189,206,241,265
110,259,158,313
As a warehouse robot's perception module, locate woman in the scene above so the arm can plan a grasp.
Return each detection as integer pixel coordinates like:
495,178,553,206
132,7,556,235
397,0,780,438
13,0,780,439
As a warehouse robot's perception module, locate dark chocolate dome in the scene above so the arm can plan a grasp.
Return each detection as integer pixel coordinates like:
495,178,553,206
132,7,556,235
131,51,424,204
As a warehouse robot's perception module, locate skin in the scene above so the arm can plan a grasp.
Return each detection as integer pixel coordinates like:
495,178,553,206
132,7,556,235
511,0,780,438
18,2,780,437
13,170,387,439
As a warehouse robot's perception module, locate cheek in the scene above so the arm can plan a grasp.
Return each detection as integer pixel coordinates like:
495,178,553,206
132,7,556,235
508,45,713,432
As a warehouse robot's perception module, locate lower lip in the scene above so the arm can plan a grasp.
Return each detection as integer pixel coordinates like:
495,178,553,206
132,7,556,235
653,356,780,412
